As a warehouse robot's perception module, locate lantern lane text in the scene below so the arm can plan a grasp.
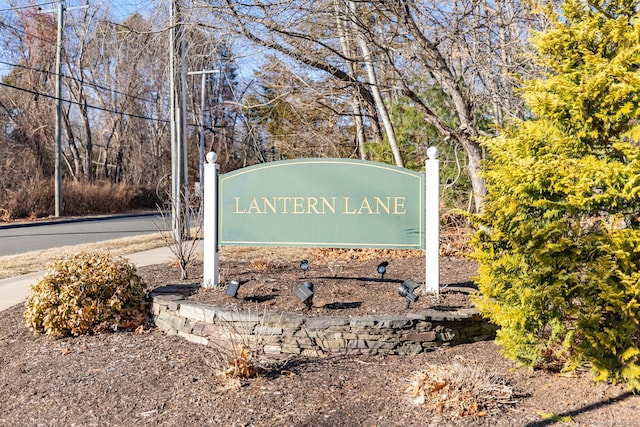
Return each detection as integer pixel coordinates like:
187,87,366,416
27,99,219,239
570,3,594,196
232,196,407,215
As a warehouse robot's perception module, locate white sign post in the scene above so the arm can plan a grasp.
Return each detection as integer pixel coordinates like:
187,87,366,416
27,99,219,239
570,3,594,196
203,152,220,287
425,147,440,294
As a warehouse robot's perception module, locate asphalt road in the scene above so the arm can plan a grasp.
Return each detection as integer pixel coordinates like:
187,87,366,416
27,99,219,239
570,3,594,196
0,213,168,257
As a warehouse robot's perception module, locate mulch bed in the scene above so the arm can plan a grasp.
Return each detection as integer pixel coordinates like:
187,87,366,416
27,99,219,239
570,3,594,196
1,248,639,426
168,248,476,316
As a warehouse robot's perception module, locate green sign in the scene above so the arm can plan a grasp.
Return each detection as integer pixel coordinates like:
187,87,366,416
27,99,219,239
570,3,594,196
219,159,425,249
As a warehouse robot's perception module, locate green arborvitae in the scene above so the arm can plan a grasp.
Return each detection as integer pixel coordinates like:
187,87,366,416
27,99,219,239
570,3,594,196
471,0,640,389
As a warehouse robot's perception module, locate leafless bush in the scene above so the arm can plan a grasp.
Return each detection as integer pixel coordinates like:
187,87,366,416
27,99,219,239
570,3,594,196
440,207,473,256
201,307,283,388
63,182,134,214
2,182,53,219
155,189,203,279
408,356,519,418
0,178,159,220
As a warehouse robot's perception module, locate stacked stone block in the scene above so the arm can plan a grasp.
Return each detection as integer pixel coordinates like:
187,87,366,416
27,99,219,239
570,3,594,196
150,288,497,356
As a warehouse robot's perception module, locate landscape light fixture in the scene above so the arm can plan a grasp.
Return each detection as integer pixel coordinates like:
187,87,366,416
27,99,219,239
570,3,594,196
300,259,309,278
398,279,420,309
377,261,389,281
226,279,241,298
294,281,314,309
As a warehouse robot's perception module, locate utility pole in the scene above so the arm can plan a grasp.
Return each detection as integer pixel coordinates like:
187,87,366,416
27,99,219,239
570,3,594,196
40,1,65,217
41,1,87,217
169,0,188,240
53,1,64,217
187,68,219,194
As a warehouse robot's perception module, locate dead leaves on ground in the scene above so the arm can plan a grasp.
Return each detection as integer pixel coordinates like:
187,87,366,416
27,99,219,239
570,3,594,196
224,347,257,380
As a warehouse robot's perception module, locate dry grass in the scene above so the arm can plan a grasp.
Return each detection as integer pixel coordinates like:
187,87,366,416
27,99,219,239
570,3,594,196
200,307,284,390
1,181,160,220
0,233,168,279
408,356,518,418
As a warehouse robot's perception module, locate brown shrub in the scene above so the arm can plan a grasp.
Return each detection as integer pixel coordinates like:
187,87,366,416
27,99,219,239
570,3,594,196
0,179,161,220
24,252,148,338
408,357,518,418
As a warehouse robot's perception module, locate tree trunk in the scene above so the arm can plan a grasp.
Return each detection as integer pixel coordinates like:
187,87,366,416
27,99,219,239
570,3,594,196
349,0,403,167
62,107,81,182
79,95,93,183
460,136,485,211
335,0,367,160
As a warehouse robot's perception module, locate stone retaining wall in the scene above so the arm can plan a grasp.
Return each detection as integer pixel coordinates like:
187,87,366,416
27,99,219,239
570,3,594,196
150,286,497,356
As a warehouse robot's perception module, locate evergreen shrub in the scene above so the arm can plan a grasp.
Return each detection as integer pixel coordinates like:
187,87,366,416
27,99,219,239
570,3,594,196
470,0,640,389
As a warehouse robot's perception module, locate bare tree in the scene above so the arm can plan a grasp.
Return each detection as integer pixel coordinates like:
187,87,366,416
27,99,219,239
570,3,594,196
382,0,540,209
155,189,203,280
243,56,360,160
85,12,171,186
334,0,367,159
347,0,403,167
0,7,57,183
1,0,544,216
196,0,541,211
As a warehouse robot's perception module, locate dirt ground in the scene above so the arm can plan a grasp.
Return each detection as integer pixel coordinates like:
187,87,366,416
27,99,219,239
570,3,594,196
1,248,639,426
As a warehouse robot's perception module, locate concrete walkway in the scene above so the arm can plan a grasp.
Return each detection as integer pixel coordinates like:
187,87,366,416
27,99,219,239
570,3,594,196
0,246,181,312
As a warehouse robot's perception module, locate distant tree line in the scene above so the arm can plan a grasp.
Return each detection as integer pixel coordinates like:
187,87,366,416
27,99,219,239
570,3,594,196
1,0,544,217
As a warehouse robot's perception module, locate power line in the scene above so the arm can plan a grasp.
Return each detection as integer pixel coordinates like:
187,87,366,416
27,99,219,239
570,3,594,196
0,79,224,130
0,1,57,12
0,59,157,104
0,80,169,123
